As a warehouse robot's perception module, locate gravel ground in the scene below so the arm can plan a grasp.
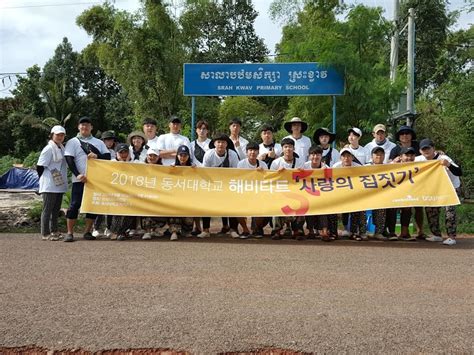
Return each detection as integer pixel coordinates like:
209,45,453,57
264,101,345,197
0,233,473,353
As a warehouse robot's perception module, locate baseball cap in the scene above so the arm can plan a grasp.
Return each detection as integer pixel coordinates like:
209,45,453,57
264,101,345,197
169,116,182,124
50,125,66,134
371,146,385,155
340,147,354,156
348,127,362,137
78,116,92,124
400,146,416,155
419,138,434,149
115,143,129,153
373,124,386,133
143,118,157,126
177,145,190,155
147,148,160,156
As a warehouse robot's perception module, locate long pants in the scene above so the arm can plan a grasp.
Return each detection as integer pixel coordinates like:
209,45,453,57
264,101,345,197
350,211,367,235
306,215,329,230
400,208,412,227
425,206,457,237
41,192,63,236
110,215,136,235
328,214,338,235
93,215,112,231
201,217,238,231
385,208,397,234
372,209,386,234
424,187,460,238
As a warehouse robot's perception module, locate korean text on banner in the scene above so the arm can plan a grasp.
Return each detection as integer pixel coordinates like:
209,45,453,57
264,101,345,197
81,160,460,217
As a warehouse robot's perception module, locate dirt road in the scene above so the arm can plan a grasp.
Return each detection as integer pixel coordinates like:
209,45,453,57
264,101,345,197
1,234,472,353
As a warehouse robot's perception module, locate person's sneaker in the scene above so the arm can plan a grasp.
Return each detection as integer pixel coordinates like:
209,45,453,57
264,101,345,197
253,229,264,239
83,232,96,240
374,233,388,241
170,232,178,241
104,228,112,238
191,230,201,236
220,227,230,234
341,230,351,237
117,234,126,241
92,229,101,238
240,234,249,239
426,235,443,242
442,237,457,246
142,233,152,240
109,233,117,240
63,234,74,242
230,231,240,239
388,234,399,241
359,234,369,241
197,231,210,238
41,235,49,241
49,232,61,241
128,229,137,236
416,234,428,240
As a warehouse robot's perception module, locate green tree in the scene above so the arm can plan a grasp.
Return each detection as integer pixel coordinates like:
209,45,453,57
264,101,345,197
274,2,404,143
180,0,268,63
77,1,185,123
218,96,270,142
398,0,455,94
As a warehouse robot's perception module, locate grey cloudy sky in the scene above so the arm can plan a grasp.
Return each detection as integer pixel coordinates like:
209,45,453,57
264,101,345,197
0,0,471,97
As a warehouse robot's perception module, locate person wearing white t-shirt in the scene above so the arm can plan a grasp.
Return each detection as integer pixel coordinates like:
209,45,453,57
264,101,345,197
142,117,159,151
302,145,333,242
64,117,111,242
415,139,462,246
157,116,191,166
190,119,211,167
128,130,148,163
258,124,282,168
314,127,340,167
283,117,312,161
346,127,369,165
200,134,240,239
228,118,249,160
270,138,305,240
364,123,396,164
37,125,68,241
335,148,367,241
236,142,267,238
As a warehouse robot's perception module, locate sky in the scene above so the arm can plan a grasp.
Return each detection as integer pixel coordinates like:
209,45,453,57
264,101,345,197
0,0,471,97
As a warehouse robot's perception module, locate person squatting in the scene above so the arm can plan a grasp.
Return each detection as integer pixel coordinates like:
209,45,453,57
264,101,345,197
37,116,462,246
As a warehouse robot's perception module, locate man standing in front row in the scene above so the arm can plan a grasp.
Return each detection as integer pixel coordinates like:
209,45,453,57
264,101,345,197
415,139,462,246
64,117,111,242
157,116,191,166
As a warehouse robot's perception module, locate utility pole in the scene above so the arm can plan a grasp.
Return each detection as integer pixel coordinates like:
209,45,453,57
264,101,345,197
407,8,415,126
389,0,400,82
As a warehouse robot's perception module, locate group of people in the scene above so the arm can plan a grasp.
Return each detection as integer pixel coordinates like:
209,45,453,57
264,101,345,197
37,115,462,245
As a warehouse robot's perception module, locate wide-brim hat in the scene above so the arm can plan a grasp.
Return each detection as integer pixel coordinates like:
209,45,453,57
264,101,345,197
209,133,235,152
284,117,308,133
313,127,336,144
396,125,417,141
127,130,148,145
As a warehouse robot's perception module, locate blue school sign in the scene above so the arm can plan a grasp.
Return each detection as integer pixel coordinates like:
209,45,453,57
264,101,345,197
183,63,345,96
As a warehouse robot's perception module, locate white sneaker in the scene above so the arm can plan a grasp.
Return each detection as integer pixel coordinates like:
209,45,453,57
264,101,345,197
92,229,101,238
142,233,152,240
170,232,178,241
230,231,240,239
197,231,210,238
341,230,351,237
426,235,443,242
104,228,112,238
128,229,137,236
442,237,457,246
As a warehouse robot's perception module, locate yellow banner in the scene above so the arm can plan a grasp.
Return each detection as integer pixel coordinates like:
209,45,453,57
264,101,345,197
81,159,460,217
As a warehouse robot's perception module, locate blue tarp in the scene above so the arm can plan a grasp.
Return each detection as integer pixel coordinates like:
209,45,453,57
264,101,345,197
0,167,39,190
